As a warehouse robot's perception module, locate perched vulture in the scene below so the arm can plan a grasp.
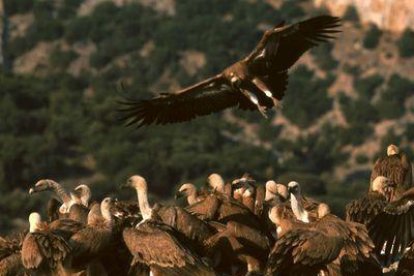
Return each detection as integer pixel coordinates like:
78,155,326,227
231,173,265,215
120,176,215,275
71,184,92,207
21,213,71,275
266,204,381,276
119,15,341,127
346,176,414,265
121,175,218,257
0,233,26,276
29,179,73,214
175,183,206,205
123,221,215,276
64,197,129,275
371,144,412,200
287,181,320,223
207,173,232,196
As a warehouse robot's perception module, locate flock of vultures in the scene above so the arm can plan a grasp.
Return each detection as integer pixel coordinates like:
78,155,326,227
1,13,413,276
0,145,413,276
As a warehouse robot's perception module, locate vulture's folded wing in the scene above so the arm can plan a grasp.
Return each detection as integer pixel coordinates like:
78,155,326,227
119,75,255,127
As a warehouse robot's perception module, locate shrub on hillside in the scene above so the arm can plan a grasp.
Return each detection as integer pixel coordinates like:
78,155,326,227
363,24,382,49
375,74,414,119
354,74,384,100
283,66,333,128
339,94,379,124
398,29,414,58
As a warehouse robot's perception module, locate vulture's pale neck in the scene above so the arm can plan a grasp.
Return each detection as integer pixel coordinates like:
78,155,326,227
101,205,113,226
186,189,198,205
48,180,71,205
135,186,152,220
29,213,41,233
290,193,309,223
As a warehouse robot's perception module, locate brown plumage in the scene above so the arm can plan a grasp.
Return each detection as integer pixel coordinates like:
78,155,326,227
123,220,215,276
346,176,414,265
266,204,381,276
119,15,340,127
205,220,270,275
371,144,413,200
185,191,262,231
21,213,71,276
0,233,26,276
65,197,121,274
121,175,217,258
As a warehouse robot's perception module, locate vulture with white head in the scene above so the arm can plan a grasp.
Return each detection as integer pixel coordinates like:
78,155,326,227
287,181,320,223
371,144,412,200
207,173,232,196
21,213,71,276
265,180,288,204
175,183,206,205
119,15,340,127
232,173,266,216
120,175,216,275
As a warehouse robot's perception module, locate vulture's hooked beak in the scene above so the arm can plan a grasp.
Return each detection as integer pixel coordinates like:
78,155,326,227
29,188,35,195
175,191,184,200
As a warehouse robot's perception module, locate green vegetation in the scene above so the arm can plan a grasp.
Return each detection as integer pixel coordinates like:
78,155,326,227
0,0,412,234
375,74,414,119
363,24,382,49
282,66,333,128
398,29,414,58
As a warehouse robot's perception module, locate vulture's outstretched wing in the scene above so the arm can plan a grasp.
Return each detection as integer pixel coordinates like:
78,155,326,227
119,75,255,127
368,193,414,266
247,15,340,100
266,15,340,71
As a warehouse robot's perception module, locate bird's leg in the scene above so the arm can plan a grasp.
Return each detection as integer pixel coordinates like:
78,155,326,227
240,89,268,118
252,77,280,108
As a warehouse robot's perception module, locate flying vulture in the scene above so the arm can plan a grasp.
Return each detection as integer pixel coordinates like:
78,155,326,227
371,144,413,200
119,15,341,127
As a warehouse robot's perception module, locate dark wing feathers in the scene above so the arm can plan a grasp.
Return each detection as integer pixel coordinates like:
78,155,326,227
118,78,252,127
266,229,341,275
270,15,341,72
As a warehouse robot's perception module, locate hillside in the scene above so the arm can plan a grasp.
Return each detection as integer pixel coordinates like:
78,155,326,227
0,0,413,233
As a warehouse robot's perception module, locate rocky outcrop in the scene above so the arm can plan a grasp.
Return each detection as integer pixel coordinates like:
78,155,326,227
314,0,414,33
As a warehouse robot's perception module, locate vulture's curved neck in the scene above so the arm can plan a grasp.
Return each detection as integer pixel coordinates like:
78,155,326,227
101,207,113,227
187,190,198,205
135,187,152,220
49,180,71,205
290,193,309,223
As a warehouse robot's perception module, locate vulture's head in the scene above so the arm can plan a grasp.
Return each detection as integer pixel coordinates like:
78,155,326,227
317,203,331,218
28,212,42,233
232,173,255,189
372,176,395,202
387,144,400,156
121,175,148,191
287,181,301,197
265,180,288,201
100,197,113,221
29,179,54,195
242,186,255,198
72,184,91,207
175,183,196,199
207,173,224,192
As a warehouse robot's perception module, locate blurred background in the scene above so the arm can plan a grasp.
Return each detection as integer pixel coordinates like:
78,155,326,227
0,0,413,234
